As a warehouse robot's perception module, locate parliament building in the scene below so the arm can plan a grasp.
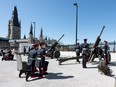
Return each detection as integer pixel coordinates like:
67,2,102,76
0,6,44,49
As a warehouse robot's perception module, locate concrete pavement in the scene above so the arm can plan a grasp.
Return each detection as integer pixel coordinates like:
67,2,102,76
0,52,116,87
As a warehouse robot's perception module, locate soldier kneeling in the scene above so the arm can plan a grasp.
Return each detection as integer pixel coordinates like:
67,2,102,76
37,42,49,75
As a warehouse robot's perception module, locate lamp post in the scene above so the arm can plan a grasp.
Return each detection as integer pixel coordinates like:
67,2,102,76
33,22,36,43
73,3,78,45
114,40,115,52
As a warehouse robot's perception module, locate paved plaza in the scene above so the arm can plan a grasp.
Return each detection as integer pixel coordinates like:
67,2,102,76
0,52,116,87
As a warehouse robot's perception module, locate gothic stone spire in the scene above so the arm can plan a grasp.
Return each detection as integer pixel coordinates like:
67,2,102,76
11,6,20,27
29,23,33,35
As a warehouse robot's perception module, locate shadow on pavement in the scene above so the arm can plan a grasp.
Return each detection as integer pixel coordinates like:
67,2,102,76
60,63,78,66
12,59,17,61
91,61,99,65
1,59,16,61
26,73,74,82
45,72,74,79
109,61,116,66
106,74,116,78
87,66,98,69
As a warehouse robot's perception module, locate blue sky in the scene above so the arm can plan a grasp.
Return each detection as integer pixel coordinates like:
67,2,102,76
0,0,116,44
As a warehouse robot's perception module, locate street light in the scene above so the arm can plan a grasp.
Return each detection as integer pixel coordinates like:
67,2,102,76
73,3,78,45
33,22,36,43
114,40,115,52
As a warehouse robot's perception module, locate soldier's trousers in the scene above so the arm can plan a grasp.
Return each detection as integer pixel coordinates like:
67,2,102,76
82,54,87,68
104,54,108,65
32,60,36,72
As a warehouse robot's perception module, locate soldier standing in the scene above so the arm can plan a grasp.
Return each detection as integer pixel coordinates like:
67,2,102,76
75,43,81,63
103,40,109,65
23,46,26,56
81,39,89,68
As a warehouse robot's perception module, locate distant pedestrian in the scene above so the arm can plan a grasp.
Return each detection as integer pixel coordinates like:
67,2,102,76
1,49,5,56
23,47,26,56
28,47,31,52
75,43,81,63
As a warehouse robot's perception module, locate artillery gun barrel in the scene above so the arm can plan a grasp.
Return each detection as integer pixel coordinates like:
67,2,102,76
99,26,105,37
93,26,105,47
57,56,82,65
89,26,105,62
57,34,64,42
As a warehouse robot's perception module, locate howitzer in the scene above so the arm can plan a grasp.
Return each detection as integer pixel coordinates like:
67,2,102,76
46,34,64,58
88,26,105,62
